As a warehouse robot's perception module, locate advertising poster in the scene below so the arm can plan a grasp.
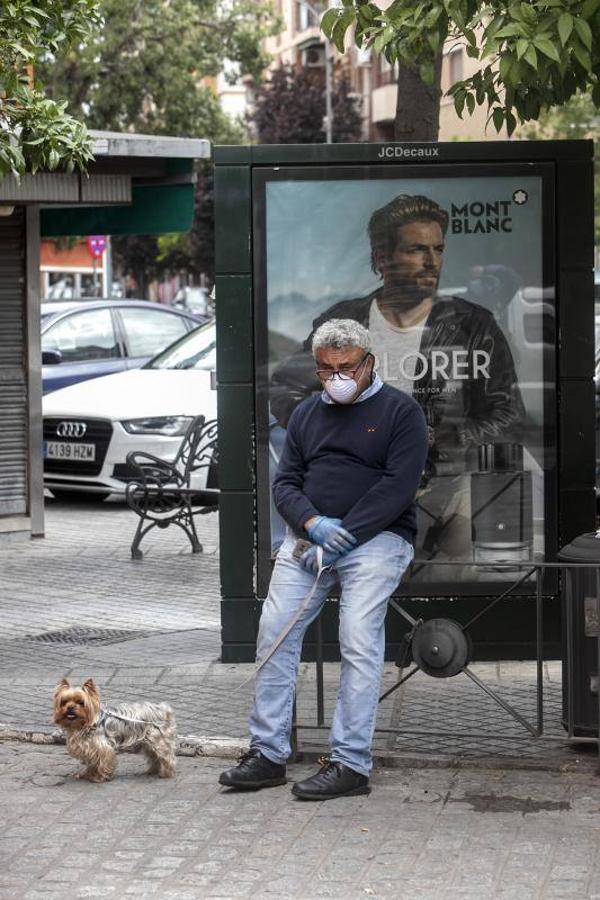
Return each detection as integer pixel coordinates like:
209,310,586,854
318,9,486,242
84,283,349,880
253,164,555,594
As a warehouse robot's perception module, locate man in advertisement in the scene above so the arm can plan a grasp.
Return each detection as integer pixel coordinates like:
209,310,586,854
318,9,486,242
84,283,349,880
270,193,526,573
220,319,428,799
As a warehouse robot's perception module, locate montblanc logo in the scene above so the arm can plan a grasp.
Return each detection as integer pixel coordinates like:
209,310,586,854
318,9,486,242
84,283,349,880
450,195,525,235
377,145,440,159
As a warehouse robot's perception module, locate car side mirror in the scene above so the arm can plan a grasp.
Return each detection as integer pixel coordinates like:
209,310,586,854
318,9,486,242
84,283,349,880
42,348,63,365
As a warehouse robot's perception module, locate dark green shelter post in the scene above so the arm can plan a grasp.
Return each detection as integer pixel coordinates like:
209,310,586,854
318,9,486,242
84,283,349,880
214,140,595,664
215,147,261,661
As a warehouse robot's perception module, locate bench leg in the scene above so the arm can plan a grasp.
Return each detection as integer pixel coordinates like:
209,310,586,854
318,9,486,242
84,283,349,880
130,502,205,559
171,505,203,553
130,516,157,560
186,505,203,553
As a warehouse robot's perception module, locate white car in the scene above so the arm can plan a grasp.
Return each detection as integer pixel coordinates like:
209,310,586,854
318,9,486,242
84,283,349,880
43,322,217,501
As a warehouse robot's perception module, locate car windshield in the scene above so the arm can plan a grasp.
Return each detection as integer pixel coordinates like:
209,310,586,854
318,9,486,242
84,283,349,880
145,322,216,370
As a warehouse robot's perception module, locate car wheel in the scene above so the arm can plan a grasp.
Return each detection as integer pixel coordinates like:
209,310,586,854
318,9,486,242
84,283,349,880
50,489,111,503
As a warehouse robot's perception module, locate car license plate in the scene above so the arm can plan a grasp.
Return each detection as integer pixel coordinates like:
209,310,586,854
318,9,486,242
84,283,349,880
44,441,96,462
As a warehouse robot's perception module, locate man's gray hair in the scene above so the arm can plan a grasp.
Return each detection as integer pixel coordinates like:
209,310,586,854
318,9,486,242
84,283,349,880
311,319,372,358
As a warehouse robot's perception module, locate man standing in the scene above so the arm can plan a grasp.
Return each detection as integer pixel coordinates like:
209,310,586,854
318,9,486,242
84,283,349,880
270,194,525,572
219,319,428,800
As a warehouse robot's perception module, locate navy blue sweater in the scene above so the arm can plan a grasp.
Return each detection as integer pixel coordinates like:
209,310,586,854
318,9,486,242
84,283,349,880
272,384,428,547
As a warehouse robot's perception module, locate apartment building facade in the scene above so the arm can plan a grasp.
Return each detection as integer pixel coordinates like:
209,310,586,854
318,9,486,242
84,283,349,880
261,0,506,142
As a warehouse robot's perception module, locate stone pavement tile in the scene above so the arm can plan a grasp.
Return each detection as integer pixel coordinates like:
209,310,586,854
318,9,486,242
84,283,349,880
23,892,77,900
493,891,539,900
300,885,388,900
542,884,590,898
11,742,600,900
122,883,164,897
100,851,146,873
251,875,309,896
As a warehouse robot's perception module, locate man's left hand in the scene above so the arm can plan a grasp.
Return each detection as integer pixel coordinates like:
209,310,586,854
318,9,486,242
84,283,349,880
299,546,339,575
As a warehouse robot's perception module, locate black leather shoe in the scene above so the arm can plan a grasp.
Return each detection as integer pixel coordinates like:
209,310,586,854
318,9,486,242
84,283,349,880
292,760,370,800
219,749,287,790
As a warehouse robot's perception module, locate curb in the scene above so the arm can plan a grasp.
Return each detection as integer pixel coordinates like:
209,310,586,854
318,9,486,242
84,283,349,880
0,723,248,760
2,723,598,773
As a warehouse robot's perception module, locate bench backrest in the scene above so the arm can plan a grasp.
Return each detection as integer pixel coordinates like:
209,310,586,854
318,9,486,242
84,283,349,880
174,415,218,486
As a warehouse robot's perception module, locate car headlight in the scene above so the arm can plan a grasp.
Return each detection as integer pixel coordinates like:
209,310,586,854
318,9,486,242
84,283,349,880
121,416,194,436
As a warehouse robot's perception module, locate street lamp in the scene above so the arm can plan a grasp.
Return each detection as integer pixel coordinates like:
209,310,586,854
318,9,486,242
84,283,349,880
295,0,333,143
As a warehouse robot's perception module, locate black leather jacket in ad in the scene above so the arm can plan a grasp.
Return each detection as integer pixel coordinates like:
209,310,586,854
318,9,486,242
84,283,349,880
270,291,526,476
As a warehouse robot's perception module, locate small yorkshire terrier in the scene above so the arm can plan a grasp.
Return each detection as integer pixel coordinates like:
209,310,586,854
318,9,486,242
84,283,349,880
53,677,176,782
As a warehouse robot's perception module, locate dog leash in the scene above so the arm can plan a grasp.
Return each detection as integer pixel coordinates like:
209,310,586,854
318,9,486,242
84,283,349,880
232,546,332,694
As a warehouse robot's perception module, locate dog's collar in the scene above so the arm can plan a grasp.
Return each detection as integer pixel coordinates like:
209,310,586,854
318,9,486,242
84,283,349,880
84,708,108,733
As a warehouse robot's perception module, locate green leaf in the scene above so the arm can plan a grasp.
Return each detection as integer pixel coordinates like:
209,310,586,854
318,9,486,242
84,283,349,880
533,36,561,62
523,44,537,69
320,8,340,37
499,54,513,82
572,39,592,72
466,92,475,115
520,3,536,24
454,91,466,118
492,106,504,132
372,23,395,55
11,42,35,59
424,6,441,28
331,9,355,53
573,17,592,51
592,81,600,107
481,40,498,60
357,5,375,27
493,25,524,39
582,0,600,18
557,12,573,46
516,38,528,59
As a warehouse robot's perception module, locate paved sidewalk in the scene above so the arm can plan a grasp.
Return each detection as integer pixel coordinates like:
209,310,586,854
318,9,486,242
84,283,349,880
0,498,593,770
3,741,600,899
4,498,600,899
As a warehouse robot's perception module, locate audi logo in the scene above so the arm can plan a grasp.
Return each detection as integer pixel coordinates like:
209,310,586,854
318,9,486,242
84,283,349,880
56,421,87,438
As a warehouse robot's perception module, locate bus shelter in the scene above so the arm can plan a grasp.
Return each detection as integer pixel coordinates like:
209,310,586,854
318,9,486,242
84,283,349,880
214,139,595,671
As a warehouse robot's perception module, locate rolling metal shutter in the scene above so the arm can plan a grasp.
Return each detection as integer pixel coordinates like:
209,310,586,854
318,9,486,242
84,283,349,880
0,209,27,516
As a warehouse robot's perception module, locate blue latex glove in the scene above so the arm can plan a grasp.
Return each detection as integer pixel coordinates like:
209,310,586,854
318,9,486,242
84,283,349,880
306,516,357,554
299,545,339,575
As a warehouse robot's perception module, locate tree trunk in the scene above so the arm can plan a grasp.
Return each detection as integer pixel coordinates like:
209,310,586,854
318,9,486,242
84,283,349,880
394,54,443,142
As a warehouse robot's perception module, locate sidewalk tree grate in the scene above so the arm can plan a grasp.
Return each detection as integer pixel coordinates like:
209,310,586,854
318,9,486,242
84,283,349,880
24,626,154,646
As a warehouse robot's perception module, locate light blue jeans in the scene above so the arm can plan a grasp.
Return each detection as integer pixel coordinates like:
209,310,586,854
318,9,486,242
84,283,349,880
249,530,414,776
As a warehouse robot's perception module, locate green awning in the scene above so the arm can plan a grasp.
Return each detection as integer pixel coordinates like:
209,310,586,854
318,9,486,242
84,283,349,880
40,182,195,237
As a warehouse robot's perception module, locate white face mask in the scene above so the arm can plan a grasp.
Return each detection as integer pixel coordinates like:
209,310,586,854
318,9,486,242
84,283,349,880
324,375,359,404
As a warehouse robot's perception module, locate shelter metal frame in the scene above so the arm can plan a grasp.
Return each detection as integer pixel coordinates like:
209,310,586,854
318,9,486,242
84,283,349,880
292,560,600,758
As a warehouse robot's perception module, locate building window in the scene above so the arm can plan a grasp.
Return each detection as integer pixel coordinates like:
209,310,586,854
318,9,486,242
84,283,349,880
296,1,321,31
378,54,399,87
449,49,464,85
